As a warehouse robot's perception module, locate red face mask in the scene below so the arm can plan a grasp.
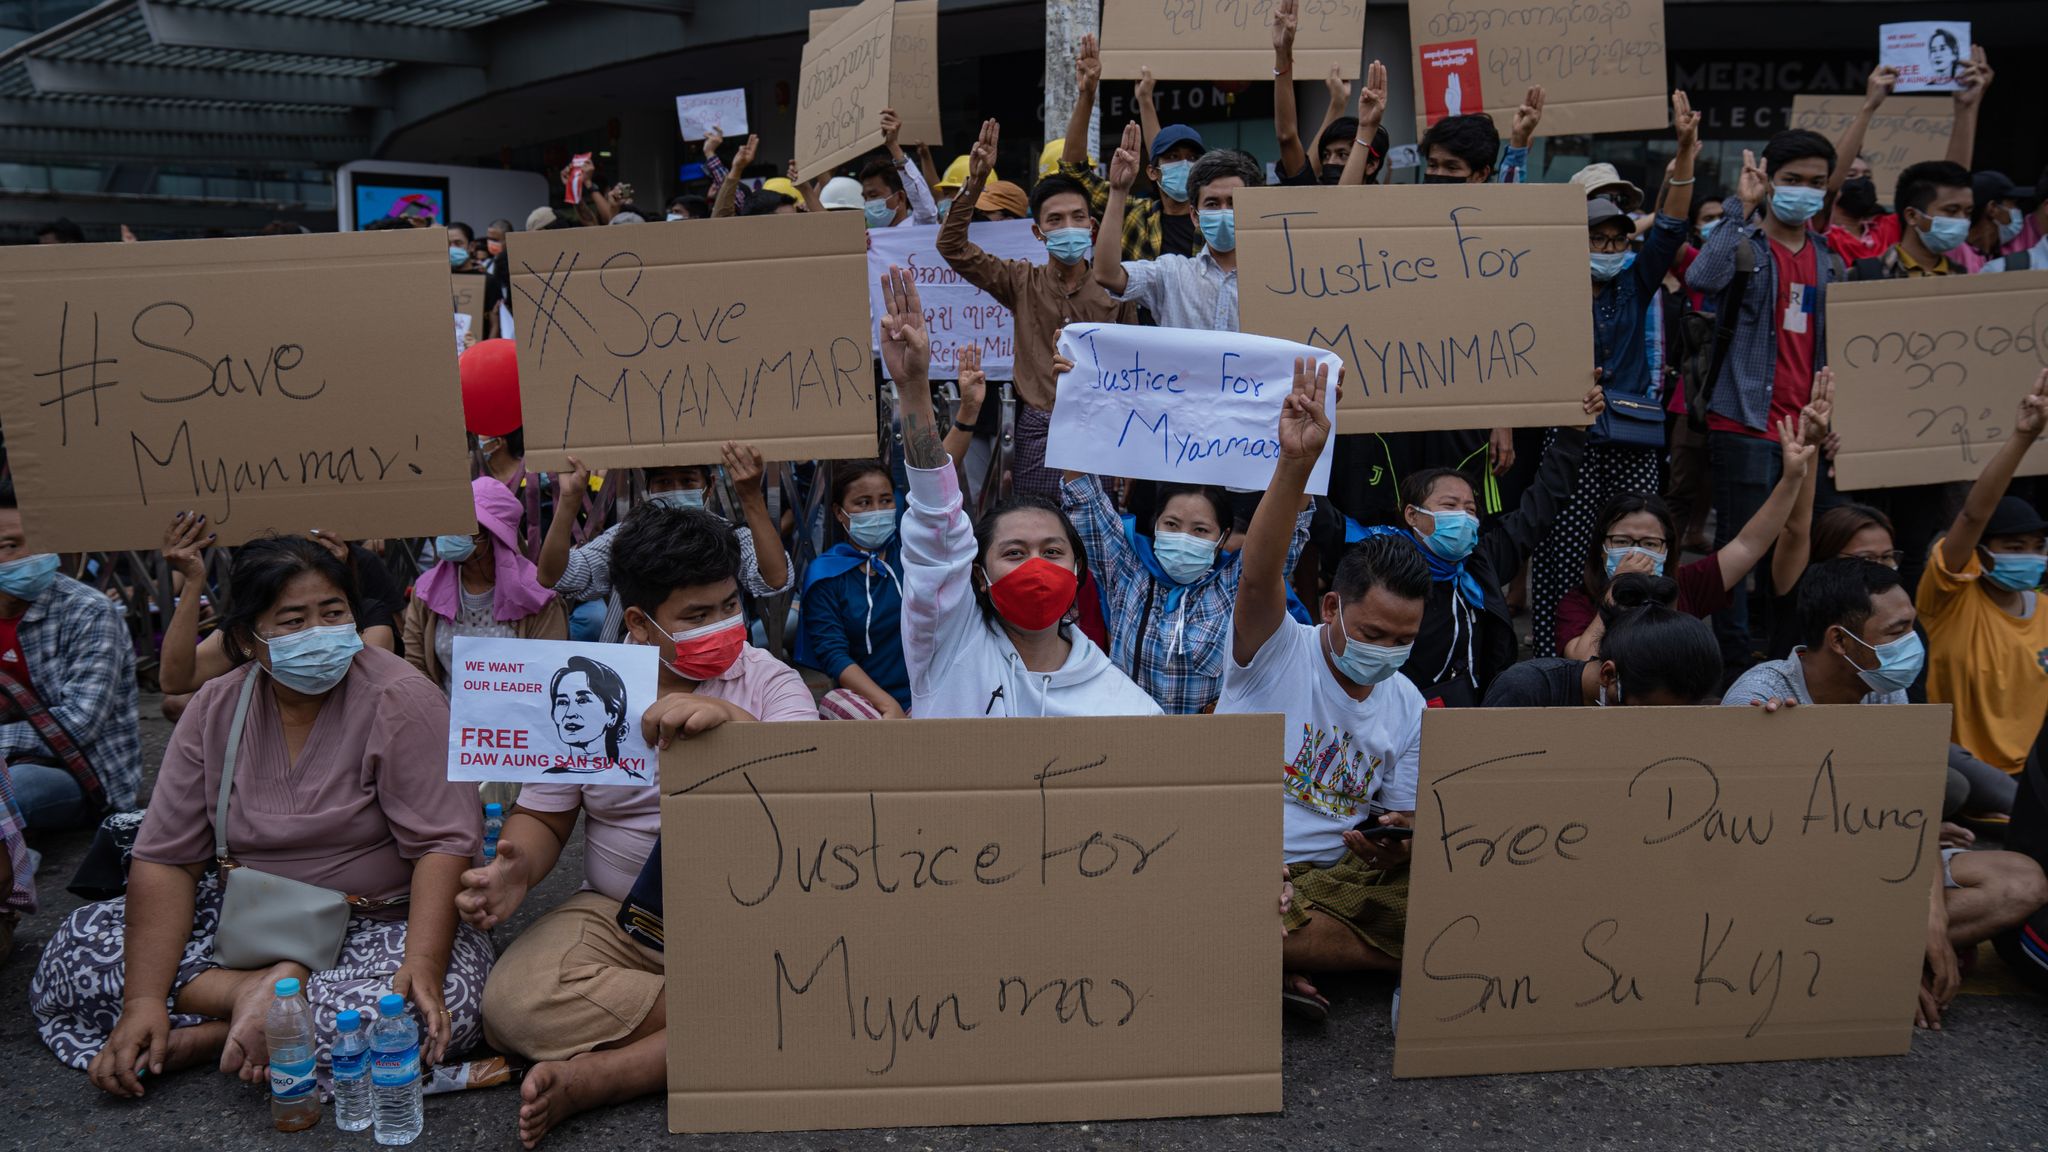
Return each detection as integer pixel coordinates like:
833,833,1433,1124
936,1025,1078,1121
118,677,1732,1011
985,557,1078,631
665,612,745,680
486,239,504,257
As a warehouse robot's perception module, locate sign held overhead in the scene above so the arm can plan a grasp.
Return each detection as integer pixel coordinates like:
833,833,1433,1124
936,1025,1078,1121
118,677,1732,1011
1408,0,1668,136
794,0,897,184
811,0,942,147
1098,0,1366,81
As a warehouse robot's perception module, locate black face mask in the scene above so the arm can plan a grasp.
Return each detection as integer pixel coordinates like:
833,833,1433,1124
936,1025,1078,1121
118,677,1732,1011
1320,163,1346,184
1421,172,1467,185
1837,176,1880,218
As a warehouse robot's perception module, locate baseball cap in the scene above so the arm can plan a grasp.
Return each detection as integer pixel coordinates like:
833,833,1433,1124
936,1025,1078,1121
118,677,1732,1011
1985,495,2048,539
1973,170,2019,206
1150,124,1205,162
1570,163,1643,214
1586,197,1629,229
819,176,865,211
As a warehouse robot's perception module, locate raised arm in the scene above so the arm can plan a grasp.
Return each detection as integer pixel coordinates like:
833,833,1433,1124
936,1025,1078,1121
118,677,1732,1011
712,134,758,218
793,158,824,214
1661,90,1700,225
1497,85,1543,184
700,126,728,200
1940,369,2048,571
1135,67,1163,160
882,109,940,224
720,441,787,591
1827,66,1897,199
1771,371,1833,595
536,455,589,587
1309,67,1353,166
1337,60,1387,187
1272,0,1309,181
1092,120,1143,296
1235,357,1330,666
1063,34,1101,167
944,344,986,461
156,511,216,696
1718,414,1815,592
1946,48,1991,169
936,119,1014,298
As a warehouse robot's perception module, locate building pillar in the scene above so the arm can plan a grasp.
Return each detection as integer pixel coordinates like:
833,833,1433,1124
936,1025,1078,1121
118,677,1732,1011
1041,0,1099,160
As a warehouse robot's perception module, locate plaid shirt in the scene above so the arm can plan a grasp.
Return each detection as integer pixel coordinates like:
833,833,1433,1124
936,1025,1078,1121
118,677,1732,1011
702,152,729,201
0,762,33,913
0,574,140,810
1063,475,1311,715
1062,161,1175,262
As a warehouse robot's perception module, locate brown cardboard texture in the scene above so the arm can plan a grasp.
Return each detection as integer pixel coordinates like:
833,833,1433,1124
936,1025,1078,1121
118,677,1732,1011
1790,96,1952,199
662,715,1283,1132
1395,705,1950,1079
504,211,876,472
1234,184,1597,433
1099,0,1365,81
1407,0,1668,137
796,0,896,184
453,271,489,349
0,228,476,552
1827,271,2048,490
810,0,941,146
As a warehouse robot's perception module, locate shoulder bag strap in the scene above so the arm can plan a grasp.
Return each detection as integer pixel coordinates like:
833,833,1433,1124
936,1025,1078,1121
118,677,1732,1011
214,668,263,865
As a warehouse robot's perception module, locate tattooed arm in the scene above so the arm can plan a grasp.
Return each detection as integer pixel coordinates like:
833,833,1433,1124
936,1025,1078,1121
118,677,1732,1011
880,265,945,468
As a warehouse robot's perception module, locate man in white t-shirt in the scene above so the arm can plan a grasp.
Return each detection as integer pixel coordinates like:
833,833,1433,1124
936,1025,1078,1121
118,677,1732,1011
1217,357,1430,1020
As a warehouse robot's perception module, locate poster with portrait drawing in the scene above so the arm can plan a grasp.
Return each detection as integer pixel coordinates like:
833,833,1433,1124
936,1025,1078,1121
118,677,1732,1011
1880,22,1971,94
447,637,661,785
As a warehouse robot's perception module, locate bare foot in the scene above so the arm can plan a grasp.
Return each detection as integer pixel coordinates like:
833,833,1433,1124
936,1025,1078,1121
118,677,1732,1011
163,1021,231,1074
518,1059,589,1149
219,964,298,1083
1283,971,1329,1021
518,1038,666,1149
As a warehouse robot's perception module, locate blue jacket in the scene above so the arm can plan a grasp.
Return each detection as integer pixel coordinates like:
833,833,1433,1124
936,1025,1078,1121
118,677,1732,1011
1595,213,1687,400
795,540,910,710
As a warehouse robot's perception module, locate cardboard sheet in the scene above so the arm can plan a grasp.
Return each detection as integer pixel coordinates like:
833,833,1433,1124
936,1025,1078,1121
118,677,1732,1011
1233,184,1598,433
795,0,897,183
663,715,1282,1132
0,228,475,552
446,636,660,786
504,211,877,471
1099,0,1366,81
1396,705,1950,1078
1827,271,2048,491
811,0,942,147
1408,0,1668,136
1788,96,1953,201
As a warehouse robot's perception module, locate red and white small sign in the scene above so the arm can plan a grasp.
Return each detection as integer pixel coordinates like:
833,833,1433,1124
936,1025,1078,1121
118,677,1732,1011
1419,39,1482,127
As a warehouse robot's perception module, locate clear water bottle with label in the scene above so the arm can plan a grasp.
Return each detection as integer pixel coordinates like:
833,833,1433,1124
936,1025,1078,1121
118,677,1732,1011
266,977,321,1131
369,993,424,1145
330,1008,373,1131
482,802,504,861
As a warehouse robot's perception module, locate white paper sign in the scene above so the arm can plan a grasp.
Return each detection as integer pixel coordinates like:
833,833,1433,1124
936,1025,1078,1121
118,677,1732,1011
1881,22,1971,94
447,636,661,785
676,88,749,140
1045,323,1341,494
866,219,1046,381
454,311,473,356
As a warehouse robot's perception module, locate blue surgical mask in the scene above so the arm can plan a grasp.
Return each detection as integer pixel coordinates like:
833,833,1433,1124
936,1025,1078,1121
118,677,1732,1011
1413,507,1479,562
1916,214,1970,254
937,197,954,220
846,509,897,550
1603,545,1667,578
1589,251,1635,282
260,623,363,695
448,245,470,267
1043,227,1092,265
1984,551,2047,591
1769,185,1825,226
1324,599,1411,687
1152,531,1219,585
665,212,687,222
1158,160,1193,202
433,534,476,563
0,553,60,601
1998,209,2025,245
1198,208,1236,252
1697,218,1722,241
863,199,895,228
1838,628,1925,696
650,488,707,510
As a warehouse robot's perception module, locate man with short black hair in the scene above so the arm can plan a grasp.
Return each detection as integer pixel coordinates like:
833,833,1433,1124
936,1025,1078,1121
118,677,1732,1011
857,108,939,229
1093,124,1260,333
1848,160,1974,281
1061,34,1203,260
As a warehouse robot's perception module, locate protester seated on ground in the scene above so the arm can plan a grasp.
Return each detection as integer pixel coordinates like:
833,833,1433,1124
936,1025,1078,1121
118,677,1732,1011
1484,574,1723,706
156,513,401,722
1919,370,2048,781
471,426,546,555
882,266,1159,719
1727,557,2048,1029
0,764,35,957
1995,718,2048,994
539,445,791,645
401,476,566,690
1060,34,1204,260
1558,412,1815,660
797,460,912,719
0,482,140,828
462,503,814,1149
1094,124,1259,333
1765,498,1897,659
32,535,490,1096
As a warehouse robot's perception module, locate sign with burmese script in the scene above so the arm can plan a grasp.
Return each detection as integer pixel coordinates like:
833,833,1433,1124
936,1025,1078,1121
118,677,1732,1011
795,0,895,184
1789,96,1951,201
1099,0,1365,81
1234,184,1596,434
506,211,876,471
446,637,660,787
1045,323,1342,493
811,0,941,146
1409,0,1667,136
1397,705,1949,1079
0,229,475,552
1827,272,2048,490
663,715,1281,1132
866,219,1043,380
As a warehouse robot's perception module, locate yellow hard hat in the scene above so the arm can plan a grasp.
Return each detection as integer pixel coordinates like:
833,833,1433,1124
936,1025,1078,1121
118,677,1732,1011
938,154,973,193
758,177,802,203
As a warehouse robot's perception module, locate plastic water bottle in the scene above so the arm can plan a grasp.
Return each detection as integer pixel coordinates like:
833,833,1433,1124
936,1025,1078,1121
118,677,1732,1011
266,978,321,1131
369,993,424,1145
482,802,504,861
330,1009,373,1132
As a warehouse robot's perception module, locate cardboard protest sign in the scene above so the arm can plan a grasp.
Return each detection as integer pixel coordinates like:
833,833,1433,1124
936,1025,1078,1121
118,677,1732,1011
676,87,748,141
453,272,489,355
663,715,1282,1132
812,0,942,147
446,637,660,786
1789,96,1953,199
504,211,877,471
0,229,475,552
1827,272,2048,490
1881,22,1971,94
1409,0,1668,136
1397,704,1950,1078
1234,184,1597,434
1045,323,1342,493
866,219,1043,380
795,0,896,183
1099,0,1365,81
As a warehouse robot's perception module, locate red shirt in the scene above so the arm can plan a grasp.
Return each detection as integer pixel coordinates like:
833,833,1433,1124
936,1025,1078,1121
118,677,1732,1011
1554,553,1736,653
1825,213,1900,266
0,614,32,693
1706,236,1817,440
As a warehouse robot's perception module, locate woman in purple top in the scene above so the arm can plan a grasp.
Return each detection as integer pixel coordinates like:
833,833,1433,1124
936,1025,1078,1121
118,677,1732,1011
32,537,492,1098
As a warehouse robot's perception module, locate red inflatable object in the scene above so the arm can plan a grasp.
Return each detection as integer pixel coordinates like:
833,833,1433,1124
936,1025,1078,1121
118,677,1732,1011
459,338,523,437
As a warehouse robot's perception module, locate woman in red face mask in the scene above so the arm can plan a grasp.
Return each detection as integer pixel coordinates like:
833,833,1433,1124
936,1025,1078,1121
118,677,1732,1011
879,265,1161,719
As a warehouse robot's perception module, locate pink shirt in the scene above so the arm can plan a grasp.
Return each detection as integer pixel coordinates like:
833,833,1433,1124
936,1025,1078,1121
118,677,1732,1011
134,647,479,903
519,643,815,902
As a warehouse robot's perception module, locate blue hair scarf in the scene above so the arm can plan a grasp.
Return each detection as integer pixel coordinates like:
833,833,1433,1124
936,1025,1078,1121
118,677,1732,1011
1351,519,1486,610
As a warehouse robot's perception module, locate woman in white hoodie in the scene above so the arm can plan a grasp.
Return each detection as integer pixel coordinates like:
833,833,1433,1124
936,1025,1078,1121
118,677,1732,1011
880,266,1161,719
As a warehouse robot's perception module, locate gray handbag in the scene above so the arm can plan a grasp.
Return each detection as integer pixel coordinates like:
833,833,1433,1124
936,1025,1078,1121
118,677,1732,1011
210,669,358,972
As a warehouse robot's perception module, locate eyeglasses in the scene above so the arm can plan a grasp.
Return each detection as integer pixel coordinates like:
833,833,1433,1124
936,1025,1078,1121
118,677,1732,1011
1603,534,1668,553
1590,234,1632,254
1843,549,1905,569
